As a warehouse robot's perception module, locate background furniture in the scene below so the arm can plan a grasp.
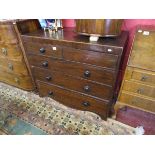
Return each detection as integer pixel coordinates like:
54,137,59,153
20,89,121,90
75,19,123,37
0,20,35,90
115,26,155,114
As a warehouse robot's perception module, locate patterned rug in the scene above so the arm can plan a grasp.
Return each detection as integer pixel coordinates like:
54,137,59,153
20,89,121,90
0,82,135,135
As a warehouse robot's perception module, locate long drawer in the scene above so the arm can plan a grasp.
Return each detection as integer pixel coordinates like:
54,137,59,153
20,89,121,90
0,57,29,75
37,81,109,119
63,47,119,69
22,36,123,55
122,80,155,99
0,43,22,59
0,70,33,90
125,67,155,86
24,41,63,59
119,91,155,113
27,54,116,86
32,66,112,100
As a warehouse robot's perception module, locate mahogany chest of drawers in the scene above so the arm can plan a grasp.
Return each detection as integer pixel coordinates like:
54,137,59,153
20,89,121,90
115,26,155,115
0,20,35,90
21,25,128,120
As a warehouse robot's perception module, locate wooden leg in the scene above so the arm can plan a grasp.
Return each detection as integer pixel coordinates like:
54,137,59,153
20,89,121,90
112,102,127,119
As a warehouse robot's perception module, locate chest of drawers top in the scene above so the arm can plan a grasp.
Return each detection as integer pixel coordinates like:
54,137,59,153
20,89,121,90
21,28,128,54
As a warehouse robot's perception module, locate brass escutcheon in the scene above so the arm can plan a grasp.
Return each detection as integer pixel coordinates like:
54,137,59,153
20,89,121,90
8,63,13,70
14,78,20,85
1,48,7,56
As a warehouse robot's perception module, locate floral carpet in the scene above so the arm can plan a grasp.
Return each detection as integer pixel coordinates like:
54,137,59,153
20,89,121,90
0,82,135,135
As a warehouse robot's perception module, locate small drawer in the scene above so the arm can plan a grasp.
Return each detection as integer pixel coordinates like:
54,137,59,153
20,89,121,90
0,24,18,44
32,66,113,100
0,70,34,90
28,54,115,86
0,43,22,59
24,41,63,59
132,71,155,85
119,91,155,113
0,57,29,75
37,81,109,120
125,67,155,86
63,47,119,69
122,80,155,99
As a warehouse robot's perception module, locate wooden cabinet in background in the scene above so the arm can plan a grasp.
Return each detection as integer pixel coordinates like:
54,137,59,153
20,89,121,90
0,19,40,90
115,26,155,115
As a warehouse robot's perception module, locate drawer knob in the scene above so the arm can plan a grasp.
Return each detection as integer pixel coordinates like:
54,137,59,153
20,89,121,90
84,85,91,92
42,61,48,67
40,48,46,53
82,101,90,107
46,76,52,81
141,75,148,81
1,48,7,56
48,91,53,96
84,70,91,77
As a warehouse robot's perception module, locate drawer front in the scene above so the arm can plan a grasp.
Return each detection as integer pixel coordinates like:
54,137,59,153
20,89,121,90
119,91,155,113
22,36,123,55
24,41,63,59
0,24,18,44
32,67,113,100
0,70,34,90
132,70,155,86
125,67,155,86
0,43,22,59
123,80,155,99
37,81,109,119
28,54,116,86
0,57,29,75
63,47,119,69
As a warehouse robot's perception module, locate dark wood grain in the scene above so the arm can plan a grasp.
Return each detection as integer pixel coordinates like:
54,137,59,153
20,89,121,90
75,19,123,37
63,47,119,69
28,54,116,86
24,41,63,59
22,26,128,119
32,66,113,100
37,80,109,120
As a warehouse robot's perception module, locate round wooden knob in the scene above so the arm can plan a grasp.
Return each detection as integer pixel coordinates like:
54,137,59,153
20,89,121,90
82,101,90,107
46,76,52,81
83,85,91,92
42,61,48,67
48,91,53,96
40,48,46,53
84,70,91,77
